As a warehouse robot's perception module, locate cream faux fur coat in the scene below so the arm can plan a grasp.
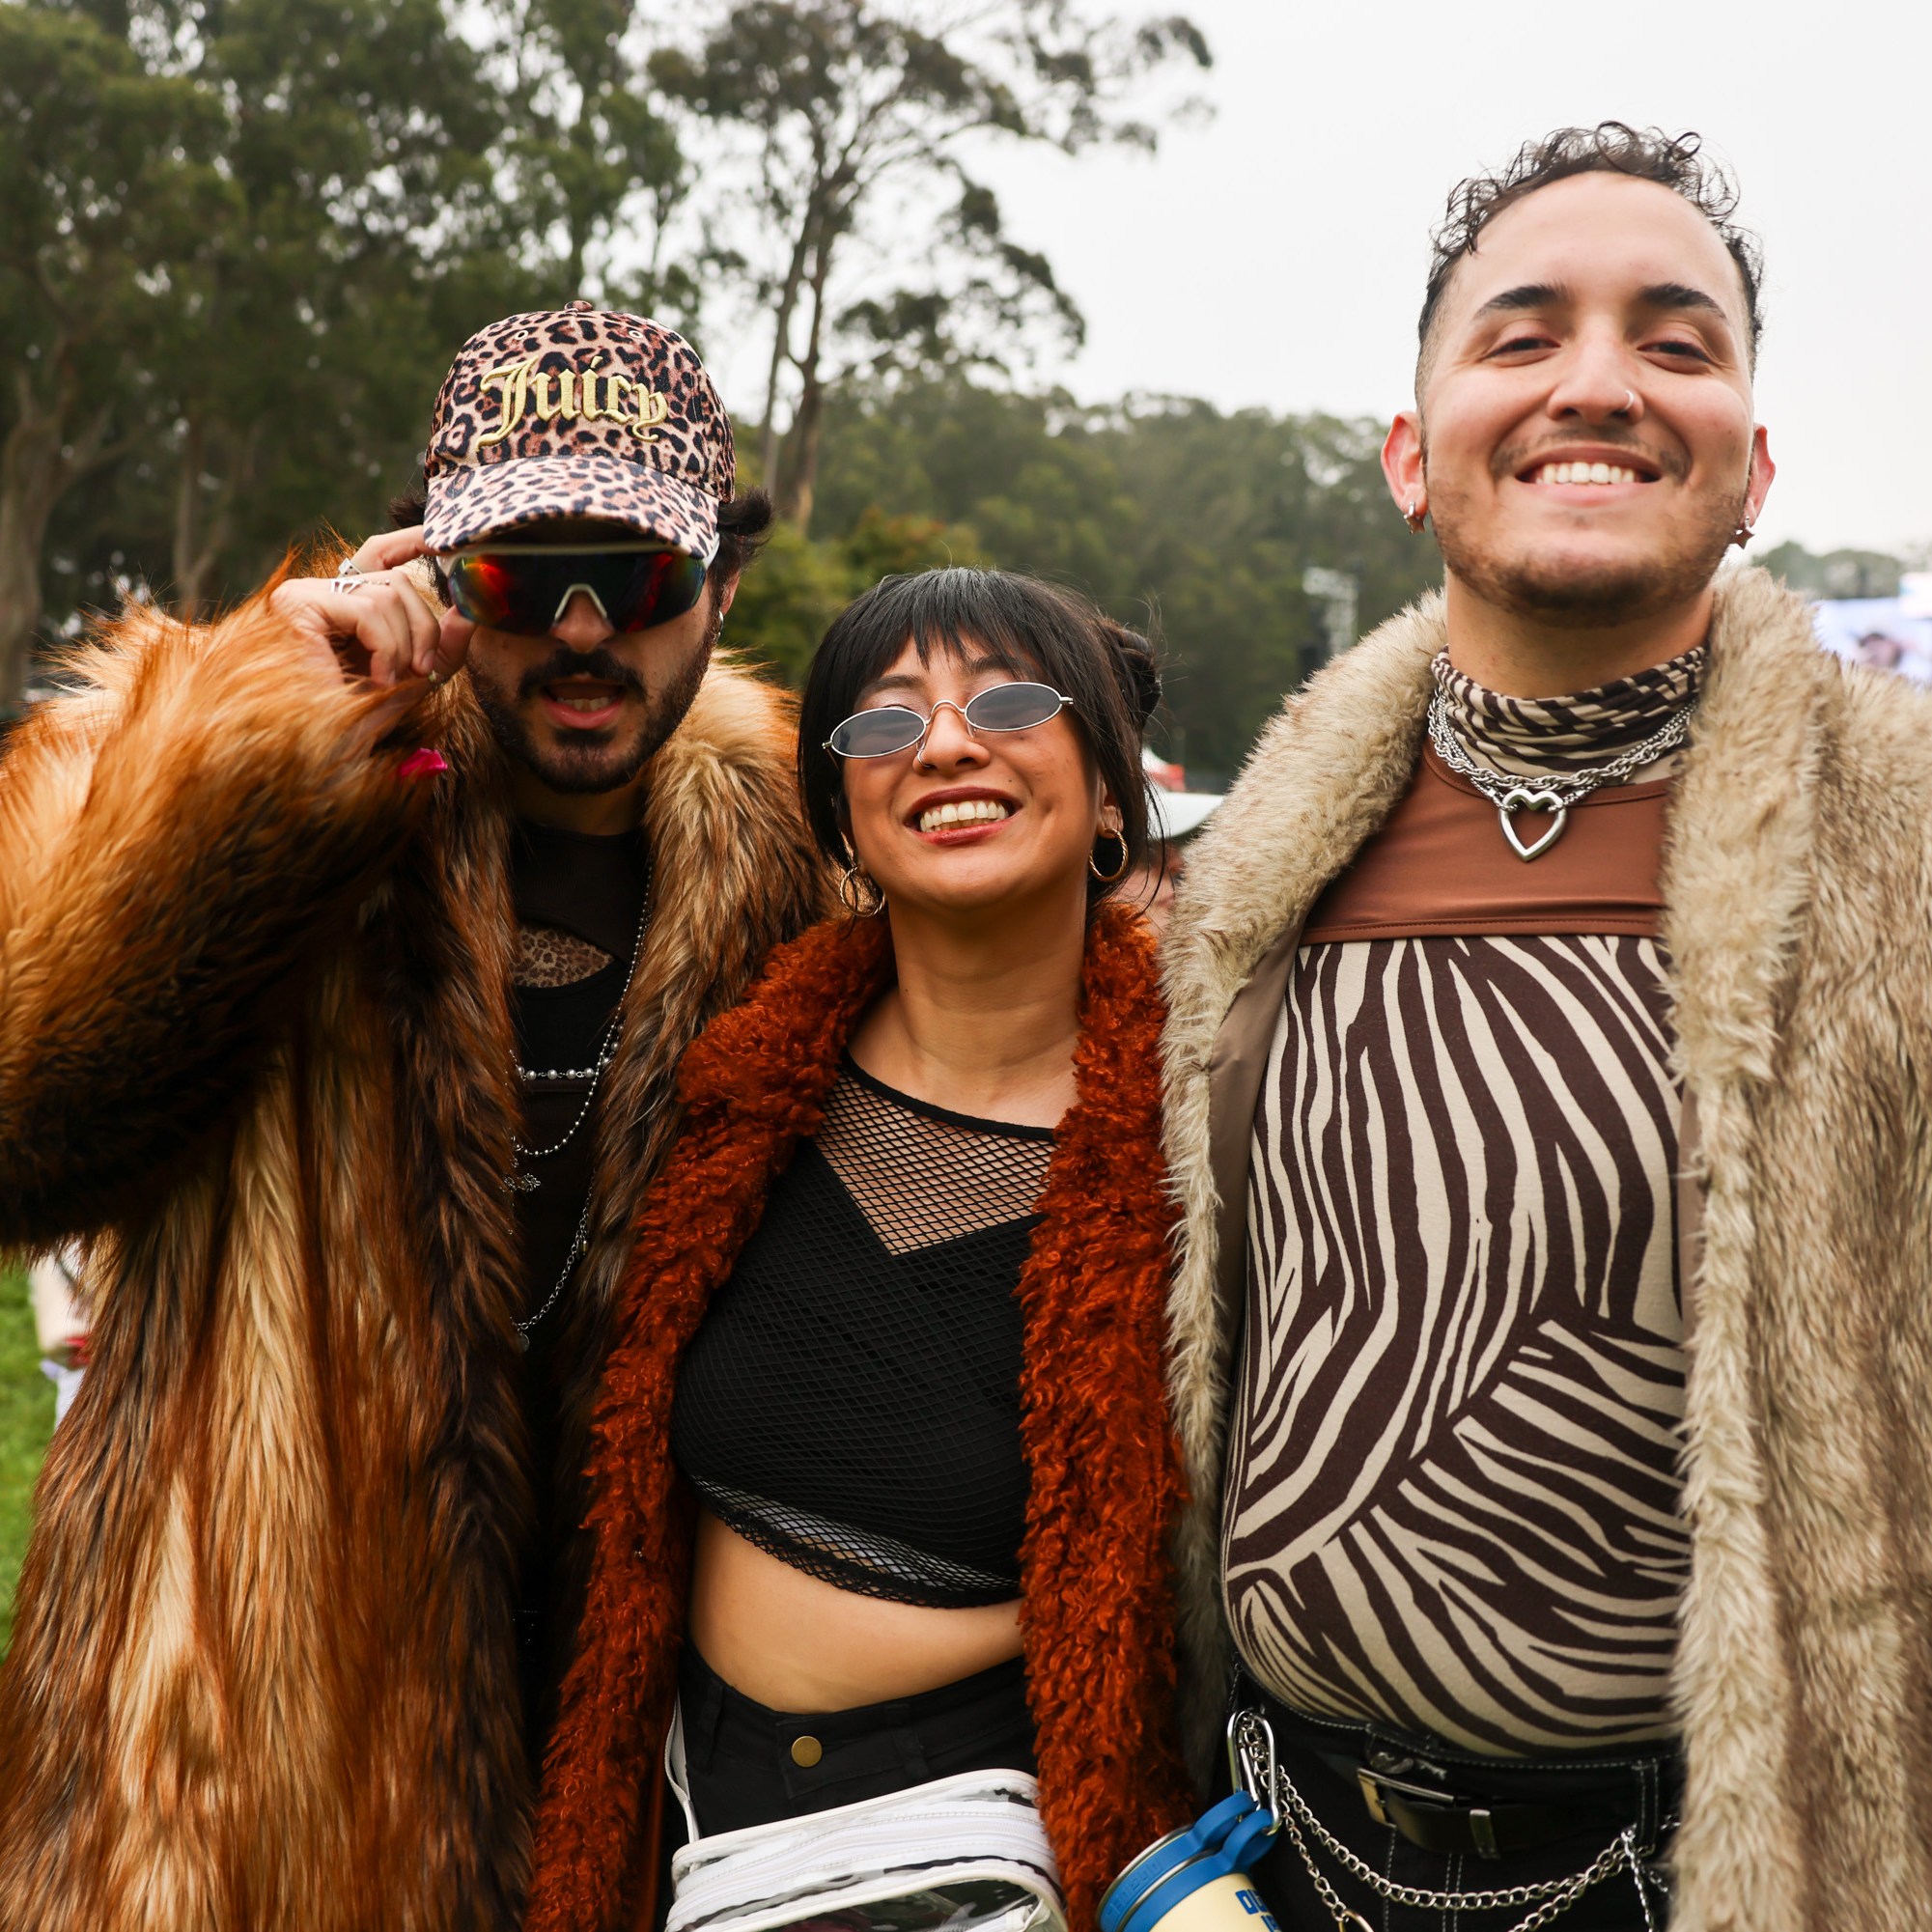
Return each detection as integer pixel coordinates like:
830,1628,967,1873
1161,567,1932,1932
0,586,826,1932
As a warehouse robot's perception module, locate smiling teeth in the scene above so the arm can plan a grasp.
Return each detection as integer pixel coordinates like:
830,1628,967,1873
1534,461,1642,486
919,798,1012,832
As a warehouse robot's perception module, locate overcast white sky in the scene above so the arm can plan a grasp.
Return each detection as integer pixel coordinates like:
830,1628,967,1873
972,0,1931,557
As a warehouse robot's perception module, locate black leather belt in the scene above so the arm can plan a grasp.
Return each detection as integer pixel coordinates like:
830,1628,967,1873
1246,1682,1682,1866
1355,1764,1624,1860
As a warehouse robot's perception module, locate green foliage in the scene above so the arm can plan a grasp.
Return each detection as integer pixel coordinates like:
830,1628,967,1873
657,0,1209,528
0,1,234,695
729,503,977,686
7,0,1428,774
725,519,860,686
491,0,691,307
794,378,1440,774
0,1270,56,1660
1756,541,1903,601
24,0,548,662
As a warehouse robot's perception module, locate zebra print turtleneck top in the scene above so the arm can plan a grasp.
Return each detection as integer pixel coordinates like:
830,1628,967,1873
1222,645,1701,1756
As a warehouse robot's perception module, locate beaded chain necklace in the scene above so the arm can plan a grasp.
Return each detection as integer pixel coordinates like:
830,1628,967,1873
507,861,653,1347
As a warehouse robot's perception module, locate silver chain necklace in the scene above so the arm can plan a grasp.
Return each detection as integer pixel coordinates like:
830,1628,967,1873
504,866,653,1193
507,862,653,1348
1426,687,1698,861
516,1199,590,1350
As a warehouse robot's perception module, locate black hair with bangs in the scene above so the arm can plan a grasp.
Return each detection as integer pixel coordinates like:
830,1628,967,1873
798,568,1161,907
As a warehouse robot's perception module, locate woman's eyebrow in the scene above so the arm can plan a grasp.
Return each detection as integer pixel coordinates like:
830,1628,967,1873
858,671,923,700
856,651,1016,703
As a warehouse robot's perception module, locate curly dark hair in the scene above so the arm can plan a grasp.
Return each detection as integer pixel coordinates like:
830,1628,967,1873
1417,124,1764,378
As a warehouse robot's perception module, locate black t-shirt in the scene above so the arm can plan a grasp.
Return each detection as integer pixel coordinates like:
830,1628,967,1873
507,819,649,1758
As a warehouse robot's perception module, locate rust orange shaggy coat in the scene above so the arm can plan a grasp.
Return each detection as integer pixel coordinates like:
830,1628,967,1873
0,588,825,1932
524,908,1191,1932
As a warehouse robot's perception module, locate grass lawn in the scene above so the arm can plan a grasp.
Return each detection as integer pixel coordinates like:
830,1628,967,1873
0,1267,58,1657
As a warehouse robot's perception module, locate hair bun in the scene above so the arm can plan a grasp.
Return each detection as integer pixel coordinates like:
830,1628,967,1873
1098,619,1162,734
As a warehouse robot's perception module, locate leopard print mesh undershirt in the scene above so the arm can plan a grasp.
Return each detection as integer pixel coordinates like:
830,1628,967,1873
514,924,614,988
671,1063,1054,1607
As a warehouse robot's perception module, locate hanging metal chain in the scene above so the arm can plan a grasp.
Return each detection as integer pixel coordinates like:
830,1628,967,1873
1426,690,1699,808
1229,1712,1661,1932
1426,689,1698,860
507,857,655,1339
515,1198,590,1350
505,862,655,1191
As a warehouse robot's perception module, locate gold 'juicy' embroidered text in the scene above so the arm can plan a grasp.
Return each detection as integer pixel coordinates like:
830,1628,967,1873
474,351,671,450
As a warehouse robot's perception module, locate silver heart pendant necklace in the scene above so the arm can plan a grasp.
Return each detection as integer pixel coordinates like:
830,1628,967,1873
1496,787,1569,860
1426,689,1698,861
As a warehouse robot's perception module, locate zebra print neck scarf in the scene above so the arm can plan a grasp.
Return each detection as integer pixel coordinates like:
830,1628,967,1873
1430,642,1707,781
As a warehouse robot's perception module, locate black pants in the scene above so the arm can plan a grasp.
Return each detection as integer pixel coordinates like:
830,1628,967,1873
677,1642,1037,1836
1245,1699,1678,1932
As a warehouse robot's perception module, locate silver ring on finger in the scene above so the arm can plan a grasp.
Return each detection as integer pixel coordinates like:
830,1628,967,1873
329,574,365,595
335,558,363,577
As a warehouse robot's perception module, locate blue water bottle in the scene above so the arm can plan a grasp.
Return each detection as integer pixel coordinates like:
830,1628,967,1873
1099,1718,1283,1932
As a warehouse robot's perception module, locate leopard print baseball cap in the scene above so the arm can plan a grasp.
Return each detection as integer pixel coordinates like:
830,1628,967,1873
421,303,735,557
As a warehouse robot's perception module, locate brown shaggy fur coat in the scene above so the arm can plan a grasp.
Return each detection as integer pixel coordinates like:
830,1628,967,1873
523,909,1191,1932
0,586,826,1932
1161,567,1932,1932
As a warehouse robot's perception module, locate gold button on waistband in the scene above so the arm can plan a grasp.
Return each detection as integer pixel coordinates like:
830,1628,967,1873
790,1735,824,1769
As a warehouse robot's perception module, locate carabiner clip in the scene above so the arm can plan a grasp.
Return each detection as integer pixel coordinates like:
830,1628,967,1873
1226,1710,1280,1828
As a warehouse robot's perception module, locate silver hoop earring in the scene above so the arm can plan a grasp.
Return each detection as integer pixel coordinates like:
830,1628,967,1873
1089,828,1129,883
838,861,885,917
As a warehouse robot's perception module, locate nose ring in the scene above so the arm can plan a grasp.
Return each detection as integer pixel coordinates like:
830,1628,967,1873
1621,389,1637,415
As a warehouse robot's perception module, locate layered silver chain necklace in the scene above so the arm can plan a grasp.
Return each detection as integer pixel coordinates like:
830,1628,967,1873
1426,687,1697,861
507,865,653,1349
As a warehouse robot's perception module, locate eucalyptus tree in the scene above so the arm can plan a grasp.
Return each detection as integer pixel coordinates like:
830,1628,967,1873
487,0,693,314
0,2,227,712
13,0,536,688
652,0,1209,532
156,0,517,614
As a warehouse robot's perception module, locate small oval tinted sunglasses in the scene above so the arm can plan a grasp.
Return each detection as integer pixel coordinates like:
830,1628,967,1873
825,682,1077,759
442,543,710,636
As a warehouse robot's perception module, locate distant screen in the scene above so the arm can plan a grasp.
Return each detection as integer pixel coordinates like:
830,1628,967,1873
1810,597,1932,686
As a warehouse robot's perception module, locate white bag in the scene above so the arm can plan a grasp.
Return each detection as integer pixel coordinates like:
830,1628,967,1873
665,1706,1067,1932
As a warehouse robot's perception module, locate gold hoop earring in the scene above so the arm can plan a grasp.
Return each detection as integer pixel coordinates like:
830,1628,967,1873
838,861,885,917
1404,500,1429,534
1089,828,1129,882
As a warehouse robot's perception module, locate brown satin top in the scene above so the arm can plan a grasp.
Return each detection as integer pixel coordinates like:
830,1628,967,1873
1302,747,1668,943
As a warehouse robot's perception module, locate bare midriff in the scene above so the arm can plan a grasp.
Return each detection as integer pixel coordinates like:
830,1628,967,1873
686,1512,1022,1714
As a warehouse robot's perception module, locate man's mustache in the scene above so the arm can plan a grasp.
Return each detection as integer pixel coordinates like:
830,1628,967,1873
517,647,648,702
1492,434,1685,483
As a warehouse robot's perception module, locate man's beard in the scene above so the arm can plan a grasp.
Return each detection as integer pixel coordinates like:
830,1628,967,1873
469,604,718,795
1429,461,1748,631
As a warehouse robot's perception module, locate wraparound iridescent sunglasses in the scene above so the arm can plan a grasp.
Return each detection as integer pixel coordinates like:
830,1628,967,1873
824,682,1077,759
441,542,710,636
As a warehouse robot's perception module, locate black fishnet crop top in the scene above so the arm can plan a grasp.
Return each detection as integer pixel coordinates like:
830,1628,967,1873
670,1062,1053,1609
